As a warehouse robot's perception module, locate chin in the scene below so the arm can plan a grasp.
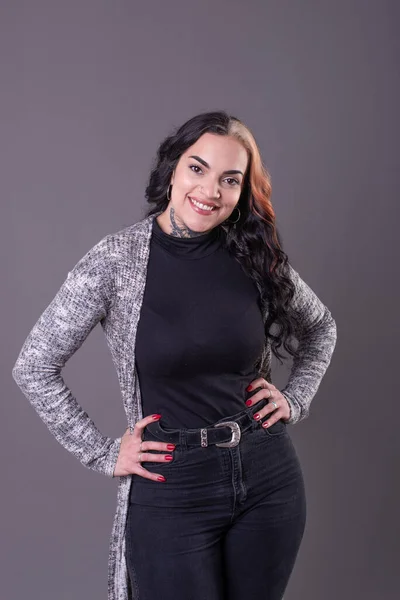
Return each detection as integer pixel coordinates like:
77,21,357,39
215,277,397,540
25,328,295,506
187,220,212,233
185,204,222,231
179,209,210,232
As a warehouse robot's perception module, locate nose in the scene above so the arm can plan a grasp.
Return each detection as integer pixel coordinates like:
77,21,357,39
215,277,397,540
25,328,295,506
200,179,220,200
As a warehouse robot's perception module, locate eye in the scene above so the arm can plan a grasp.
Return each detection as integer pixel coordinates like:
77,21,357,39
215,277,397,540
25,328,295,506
189,165,239,186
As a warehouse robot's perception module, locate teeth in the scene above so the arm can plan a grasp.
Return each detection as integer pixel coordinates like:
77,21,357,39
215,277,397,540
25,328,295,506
190,197,216,211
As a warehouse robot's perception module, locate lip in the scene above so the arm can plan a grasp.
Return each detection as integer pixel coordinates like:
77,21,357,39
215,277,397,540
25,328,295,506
188,196,219,209
188,196,220,217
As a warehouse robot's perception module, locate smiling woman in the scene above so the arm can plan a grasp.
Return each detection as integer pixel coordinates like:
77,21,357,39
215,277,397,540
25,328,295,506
155,132,248,236
12,110,337,600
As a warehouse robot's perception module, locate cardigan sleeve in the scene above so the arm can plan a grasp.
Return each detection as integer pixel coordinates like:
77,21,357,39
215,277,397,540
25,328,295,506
11,237,122,478
280,263,337,425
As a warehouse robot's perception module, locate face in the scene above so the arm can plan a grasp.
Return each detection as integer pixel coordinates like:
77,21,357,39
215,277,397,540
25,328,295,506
157,132,249,237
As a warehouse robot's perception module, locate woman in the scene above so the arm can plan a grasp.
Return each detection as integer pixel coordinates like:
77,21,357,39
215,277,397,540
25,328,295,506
12,111,337,600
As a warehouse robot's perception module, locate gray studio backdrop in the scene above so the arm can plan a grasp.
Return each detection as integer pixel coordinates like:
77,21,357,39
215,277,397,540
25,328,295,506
2,1,399,599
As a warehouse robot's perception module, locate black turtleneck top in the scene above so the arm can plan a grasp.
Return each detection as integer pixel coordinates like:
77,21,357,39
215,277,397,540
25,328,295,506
134,216,266,428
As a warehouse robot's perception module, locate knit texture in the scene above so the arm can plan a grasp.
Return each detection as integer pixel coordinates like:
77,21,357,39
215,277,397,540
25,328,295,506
12,210,337,600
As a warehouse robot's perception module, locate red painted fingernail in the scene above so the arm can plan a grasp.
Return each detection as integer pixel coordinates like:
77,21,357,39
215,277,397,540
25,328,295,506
152,414,162,419
157,475,166,481
166,444,176,450
165,455,173,461
254,413,260,420
245,399,252,406
262,422,269,428
246,385,253,391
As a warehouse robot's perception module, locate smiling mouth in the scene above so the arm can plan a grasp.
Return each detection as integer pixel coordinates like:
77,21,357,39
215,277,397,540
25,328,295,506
188,196,220,212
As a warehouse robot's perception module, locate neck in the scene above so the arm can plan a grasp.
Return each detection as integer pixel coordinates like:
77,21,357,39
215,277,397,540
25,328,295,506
157,207,213,238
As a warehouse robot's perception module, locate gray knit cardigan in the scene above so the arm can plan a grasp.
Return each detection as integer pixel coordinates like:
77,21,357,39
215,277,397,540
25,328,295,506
12,210,337,600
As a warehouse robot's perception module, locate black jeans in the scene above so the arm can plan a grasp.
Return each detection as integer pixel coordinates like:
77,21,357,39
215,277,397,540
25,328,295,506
126,398,307,600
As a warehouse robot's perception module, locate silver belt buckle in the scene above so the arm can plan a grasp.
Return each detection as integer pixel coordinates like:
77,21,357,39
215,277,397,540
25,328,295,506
213,421,241,448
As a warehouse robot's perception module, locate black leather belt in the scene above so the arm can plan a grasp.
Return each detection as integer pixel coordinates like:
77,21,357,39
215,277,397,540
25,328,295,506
146,401,266,448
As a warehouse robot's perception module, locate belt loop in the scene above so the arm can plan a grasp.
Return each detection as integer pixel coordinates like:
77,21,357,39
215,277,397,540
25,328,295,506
180,428,186,449
200,428,208,447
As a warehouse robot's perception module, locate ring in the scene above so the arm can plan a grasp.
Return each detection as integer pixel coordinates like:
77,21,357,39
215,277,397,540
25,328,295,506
271,400,278,409
138,441,143,463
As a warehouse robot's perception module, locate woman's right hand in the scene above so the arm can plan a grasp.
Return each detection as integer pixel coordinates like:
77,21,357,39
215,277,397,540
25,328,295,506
112,414,175,481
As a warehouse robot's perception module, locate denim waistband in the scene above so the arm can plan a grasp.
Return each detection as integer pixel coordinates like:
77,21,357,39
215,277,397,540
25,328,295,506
145,397,270,449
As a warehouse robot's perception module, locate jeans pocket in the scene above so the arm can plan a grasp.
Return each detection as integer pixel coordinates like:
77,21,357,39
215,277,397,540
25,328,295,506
262,417,287,437
140,422,185,468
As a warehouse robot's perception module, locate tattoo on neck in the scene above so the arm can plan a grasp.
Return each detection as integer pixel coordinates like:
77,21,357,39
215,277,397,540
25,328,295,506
169,207,206,238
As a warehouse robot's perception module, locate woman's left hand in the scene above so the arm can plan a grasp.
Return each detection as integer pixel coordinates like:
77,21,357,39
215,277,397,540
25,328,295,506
245,378,291,427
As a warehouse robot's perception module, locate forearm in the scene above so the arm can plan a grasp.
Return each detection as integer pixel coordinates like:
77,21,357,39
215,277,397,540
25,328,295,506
12,360,121,476
281,306,337,424
12,236,122,477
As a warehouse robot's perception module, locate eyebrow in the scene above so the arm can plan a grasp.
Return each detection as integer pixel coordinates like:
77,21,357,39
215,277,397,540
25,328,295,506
188,155,244,176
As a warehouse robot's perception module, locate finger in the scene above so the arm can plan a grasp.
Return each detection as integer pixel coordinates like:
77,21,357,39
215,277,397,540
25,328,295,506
140,440,176,453
245,383,275,406
261,412,284,428
133,464,167,482
252,395,281,421
246,377,270,392
130,413,162,437
253,406,284,426
256,396,291,424
246,378,277,392
138,451,174,463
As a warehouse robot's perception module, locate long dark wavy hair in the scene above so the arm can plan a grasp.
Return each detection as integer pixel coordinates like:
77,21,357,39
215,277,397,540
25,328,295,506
143,110,298,364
